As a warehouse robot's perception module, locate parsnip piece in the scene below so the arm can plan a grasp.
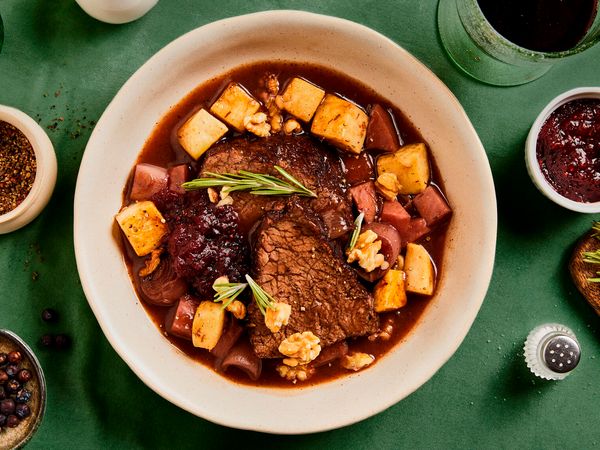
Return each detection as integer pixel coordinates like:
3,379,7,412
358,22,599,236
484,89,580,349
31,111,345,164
281,77,325,122
374,269,408,312
210,83,260,132
404,243,435,295
376,143,430,194
115,201,168,257
177,109,228,160
191,301,226,350
310,94,368,154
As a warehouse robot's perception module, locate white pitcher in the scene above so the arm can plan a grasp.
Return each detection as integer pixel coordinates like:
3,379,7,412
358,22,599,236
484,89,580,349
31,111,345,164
75,0,158,24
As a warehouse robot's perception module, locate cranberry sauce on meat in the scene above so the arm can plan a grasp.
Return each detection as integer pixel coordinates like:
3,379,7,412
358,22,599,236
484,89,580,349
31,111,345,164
116,61,452,387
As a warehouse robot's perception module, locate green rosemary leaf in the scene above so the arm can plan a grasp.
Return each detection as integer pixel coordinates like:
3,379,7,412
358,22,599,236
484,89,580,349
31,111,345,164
182,166,317,198
245,274,276,316
213,282,247,309
347,212,365,251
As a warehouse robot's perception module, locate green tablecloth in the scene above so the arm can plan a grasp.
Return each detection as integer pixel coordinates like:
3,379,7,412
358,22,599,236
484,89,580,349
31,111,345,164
1,1,599,448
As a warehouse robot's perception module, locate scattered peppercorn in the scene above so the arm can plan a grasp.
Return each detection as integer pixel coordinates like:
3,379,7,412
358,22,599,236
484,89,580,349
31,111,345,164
16,369,31,384
0,121,37,215
5,380,19,394
7,351,21,364
39,334,53,349
14,404,30,419
0,371,7,384
0,399,15,415
54,334,71,350
4,365,18,378
6,415,19,428
15,389,31,404
41,308,58,323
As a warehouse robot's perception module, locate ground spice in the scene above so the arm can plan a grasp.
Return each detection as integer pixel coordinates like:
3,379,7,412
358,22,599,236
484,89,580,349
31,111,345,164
0,121,37,215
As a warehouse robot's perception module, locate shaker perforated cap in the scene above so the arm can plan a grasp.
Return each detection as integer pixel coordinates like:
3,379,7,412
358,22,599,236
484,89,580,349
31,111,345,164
524,323,581,380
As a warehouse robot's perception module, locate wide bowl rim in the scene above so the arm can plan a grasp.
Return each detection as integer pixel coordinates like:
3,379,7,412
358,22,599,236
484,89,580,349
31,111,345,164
73,10,497,434
524,87,600,214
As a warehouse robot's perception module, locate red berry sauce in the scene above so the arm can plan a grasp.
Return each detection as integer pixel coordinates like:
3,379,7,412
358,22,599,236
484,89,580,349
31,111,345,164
536,98,600,203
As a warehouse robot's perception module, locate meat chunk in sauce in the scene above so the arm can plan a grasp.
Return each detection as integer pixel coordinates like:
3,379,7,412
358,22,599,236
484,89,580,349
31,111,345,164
248,202,379,358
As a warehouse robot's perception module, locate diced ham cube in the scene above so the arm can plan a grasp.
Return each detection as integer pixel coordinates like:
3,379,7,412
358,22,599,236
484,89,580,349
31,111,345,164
168,164,189,194
365,104,401,153
413,185,452,227
341,151,375,186
164,295,199,341
381,200,410,232
398,218,431,245
130,163,168,201
350,181,378,223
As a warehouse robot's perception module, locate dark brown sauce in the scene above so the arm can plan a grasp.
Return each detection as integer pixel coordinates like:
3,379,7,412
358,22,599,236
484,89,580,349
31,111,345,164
477,0,598,52
120,61,449,387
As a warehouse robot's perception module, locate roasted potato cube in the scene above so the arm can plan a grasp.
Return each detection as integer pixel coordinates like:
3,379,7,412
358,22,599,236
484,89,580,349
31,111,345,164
376,143,430,194
404,243,435,295
310,94,368,154
115,201,168,257
191,301,226,350
209,83,260,132
177,109,228,160
374,269,407,312
281,77,325,122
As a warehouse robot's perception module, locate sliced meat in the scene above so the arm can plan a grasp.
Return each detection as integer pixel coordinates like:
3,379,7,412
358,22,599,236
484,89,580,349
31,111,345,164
164,294,199,340
130,163,168,201
201,134,353,238
365,104,401,152
248,202,379,358
396,217,431,245
413,185,452,227
381,200,411,232
168,164,189,194
350,181,378,223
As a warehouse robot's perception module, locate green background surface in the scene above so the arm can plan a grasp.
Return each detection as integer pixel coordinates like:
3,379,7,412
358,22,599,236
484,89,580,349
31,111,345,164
1,1,599,448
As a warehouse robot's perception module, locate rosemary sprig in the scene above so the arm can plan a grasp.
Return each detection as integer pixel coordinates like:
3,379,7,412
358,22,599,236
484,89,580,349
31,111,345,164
347,212,365,251
583,221,600,283
245,274,276,316
182,165,317,198
213,281,247,309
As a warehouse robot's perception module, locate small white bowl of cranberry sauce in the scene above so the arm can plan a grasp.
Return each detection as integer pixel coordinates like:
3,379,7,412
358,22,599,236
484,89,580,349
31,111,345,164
0,105,57,234
525,87,600,214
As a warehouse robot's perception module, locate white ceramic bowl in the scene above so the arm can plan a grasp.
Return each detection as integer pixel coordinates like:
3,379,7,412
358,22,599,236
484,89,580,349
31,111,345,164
74,11,497,433
0,105,57,234
525,87,600,214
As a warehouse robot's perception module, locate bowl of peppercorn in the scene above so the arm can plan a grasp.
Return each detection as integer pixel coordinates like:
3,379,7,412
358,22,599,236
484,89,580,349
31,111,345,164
0,330,46,449
0,105,57,234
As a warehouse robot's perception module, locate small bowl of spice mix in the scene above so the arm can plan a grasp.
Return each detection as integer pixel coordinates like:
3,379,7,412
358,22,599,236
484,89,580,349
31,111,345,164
525,87,600,213
0,105,57,234
0,330,46,449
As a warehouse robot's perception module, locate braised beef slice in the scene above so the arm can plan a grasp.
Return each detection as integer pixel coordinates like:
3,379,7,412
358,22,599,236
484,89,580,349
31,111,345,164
201,134,353,238
248,202,379,358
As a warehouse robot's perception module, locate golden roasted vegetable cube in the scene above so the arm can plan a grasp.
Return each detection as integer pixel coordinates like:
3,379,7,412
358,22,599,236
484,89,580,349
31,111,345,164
192,301,226,350
209,83,260,132
374,269,407,312
376,143,430,194
177,109,228,160
404,243,435,295
115,201,168,257
281,77,325,122
310,94,368,154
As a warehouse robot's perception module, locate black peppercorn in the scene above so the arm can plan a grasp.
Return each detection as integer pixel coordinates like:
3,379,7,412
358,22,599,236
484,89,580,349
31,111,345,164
39,334,54,348
6,414,19,428
54,334,71,350
17,369,32,383
6,379,20,393
0,353,7,366
41,308,58,323
15,389,31,404
5,364,18,378
15,404,30,419
0,398,15,415
7,351,22,364
0,370,8,384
